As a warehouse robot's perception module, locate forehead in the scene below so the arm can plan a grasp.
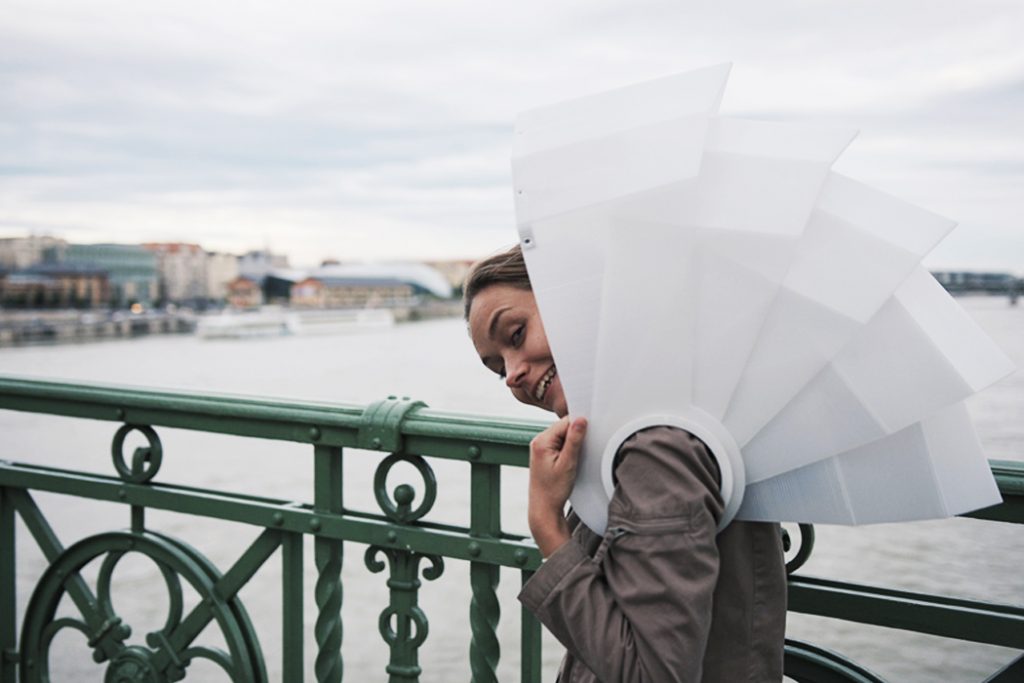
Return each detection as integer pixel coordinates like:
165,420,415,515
467,285,536,345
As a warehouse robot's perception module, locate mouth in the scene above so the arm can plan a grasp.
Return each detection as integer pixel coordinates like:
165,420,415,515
534,365,557,402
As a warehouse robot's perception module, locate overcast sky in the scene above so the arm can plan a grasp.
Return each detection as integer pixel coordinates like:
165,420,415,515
2,0,1022,269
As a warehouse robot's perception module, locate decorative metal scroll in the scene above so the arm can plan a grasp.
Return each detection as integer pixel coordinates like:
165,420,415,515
366,452,445,682
111,424,164,484
784,638,886,683
19,530,267,682
783,523,816,575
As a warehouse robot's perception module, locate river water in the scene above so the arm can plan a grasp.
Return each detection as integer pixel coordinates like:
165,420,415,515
1,295,1021,682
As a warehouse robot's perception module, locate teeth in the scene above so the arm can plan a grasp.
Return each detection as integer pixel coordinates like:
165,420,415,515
535,366,556,401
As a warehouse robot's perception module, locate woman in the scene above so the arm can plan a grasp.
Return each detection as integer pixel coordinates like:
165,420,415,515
464,245,787,683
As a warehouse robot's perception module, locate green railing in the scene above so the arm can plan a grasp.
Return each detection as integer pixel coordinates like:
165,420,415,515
0,376,1021,682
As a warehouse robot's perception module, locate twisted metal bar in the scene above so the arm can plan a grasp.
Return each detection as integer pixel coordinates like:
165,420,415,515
314,445,344,683
315,538,343,683
468,462,502,683
469,563,500,683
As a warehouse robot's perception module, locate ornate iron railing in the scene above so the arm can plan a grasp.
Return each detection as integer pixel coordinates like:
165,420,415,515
0,376,1021,682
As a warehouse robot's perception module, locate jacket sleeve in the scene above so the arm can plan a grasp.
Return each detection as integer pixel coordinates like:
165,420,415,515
519,426,724,683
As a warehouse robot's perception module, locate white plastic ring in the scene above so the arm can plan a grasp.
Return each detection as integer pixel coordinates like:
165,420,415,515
599,408,745,531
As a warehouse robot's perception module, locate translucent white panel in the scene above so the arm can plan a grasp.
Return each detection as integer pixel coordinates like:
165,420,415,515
509,65,1010,535
742,267,1014,483
738,403,1000,524
578,119,851,534
708,117,857,164
692,231,793,418
921,402,1003,516
894,267,1017,392
515,63,731,156
512,65,731,224
723,173,958,445
521,206,611,418
513,116,712,224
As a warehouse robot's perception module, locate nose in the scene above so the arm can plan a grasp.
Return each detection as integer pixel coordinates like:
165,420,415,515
504,356,528,390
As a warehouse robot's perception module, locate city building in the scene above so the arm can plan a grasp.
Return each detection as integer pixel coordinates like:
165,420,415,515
62,244,159,307
0,264,109,309
425,259,475,293
238,250,290,282
143,242,208,305
932,270,1019,294
226,276,263,308
206,252,240,303
0,235,68,271
312,263,453,299
290,276,414,308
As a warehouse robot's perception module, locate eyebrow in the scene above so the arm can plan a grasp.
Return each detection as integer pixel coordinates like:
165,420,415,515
487,306,510,340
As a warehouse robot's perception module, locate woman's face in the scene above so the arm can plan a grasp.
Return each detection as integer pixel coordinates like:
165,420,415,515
468,284,567,417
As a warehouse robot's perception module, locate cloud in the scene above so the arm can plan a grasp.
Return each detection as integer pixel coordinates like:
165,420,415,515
1,0,1022,267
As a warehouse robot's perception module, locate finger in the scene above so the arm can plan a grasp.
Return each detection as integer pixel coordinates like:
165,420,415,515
561,417,587,457
533,416,570,450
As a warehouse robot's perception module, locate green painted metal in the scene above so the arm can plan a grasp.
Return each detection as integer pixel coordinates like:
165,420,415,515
787,574,1024,649
358,397,427,453
313,445,344,683
469,463,502,683
365,448,446,681
983,654,1024,682
784,639,886,683
1,488,17,683
0,376,1022,682
281,531,304,683
364,545,444,681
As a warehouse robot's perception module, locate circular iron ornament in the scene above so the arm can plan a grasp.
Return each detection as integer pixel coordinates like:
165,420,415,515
111,425,163,484
373,453,437,524
783,523,816,575
20,530,267,683
784,638,886,682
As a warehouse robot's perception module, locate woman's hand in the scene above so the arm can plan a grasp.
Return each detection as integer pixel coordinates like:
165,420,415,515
528,416,587,557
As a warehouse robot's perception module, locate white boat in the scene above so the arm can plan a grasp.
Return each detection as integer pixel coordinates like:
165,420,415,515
197,307,394,339
287,308,395,336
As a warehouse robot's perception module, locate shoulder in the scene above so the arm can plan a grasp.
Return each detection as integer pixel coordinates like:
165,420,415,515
610,425,724,523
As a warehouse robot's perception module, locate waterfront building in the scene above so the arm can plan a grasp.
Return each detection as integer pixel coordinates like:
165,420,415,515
206,251,240,304
313,263,453,299
143,242,209,305
931,270,1020,294
0,235,68,271
61,244,159,307
425,259,475,293
290,275,415,308
226,276,263,308
238,249,290,282
0,264,109,309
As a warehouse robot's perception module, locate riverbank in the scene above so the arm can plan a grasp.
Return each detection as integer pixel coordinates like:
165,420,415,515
0,299,464,347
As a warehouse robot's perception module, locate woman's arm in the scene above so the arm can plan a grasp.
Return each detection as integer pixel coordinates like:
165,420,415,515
520,426,724,683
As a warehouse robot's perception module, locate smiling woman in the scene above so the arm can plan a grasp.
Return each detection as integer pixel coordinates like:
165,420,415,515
462,245,787,683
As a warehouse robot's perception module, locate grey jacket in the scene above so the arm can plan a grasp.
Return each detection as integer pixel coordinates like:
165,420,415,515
519,426,787,682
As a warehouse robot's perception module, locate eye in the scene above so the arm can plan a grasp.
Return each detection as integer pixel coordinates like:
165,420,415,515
510,325,524,346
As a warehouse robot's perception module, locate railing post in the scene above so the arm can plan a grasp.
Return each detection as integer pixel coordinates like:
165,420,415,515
314,445,344,683
1,487,16,683
282,530,304,683
469,462,501,683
